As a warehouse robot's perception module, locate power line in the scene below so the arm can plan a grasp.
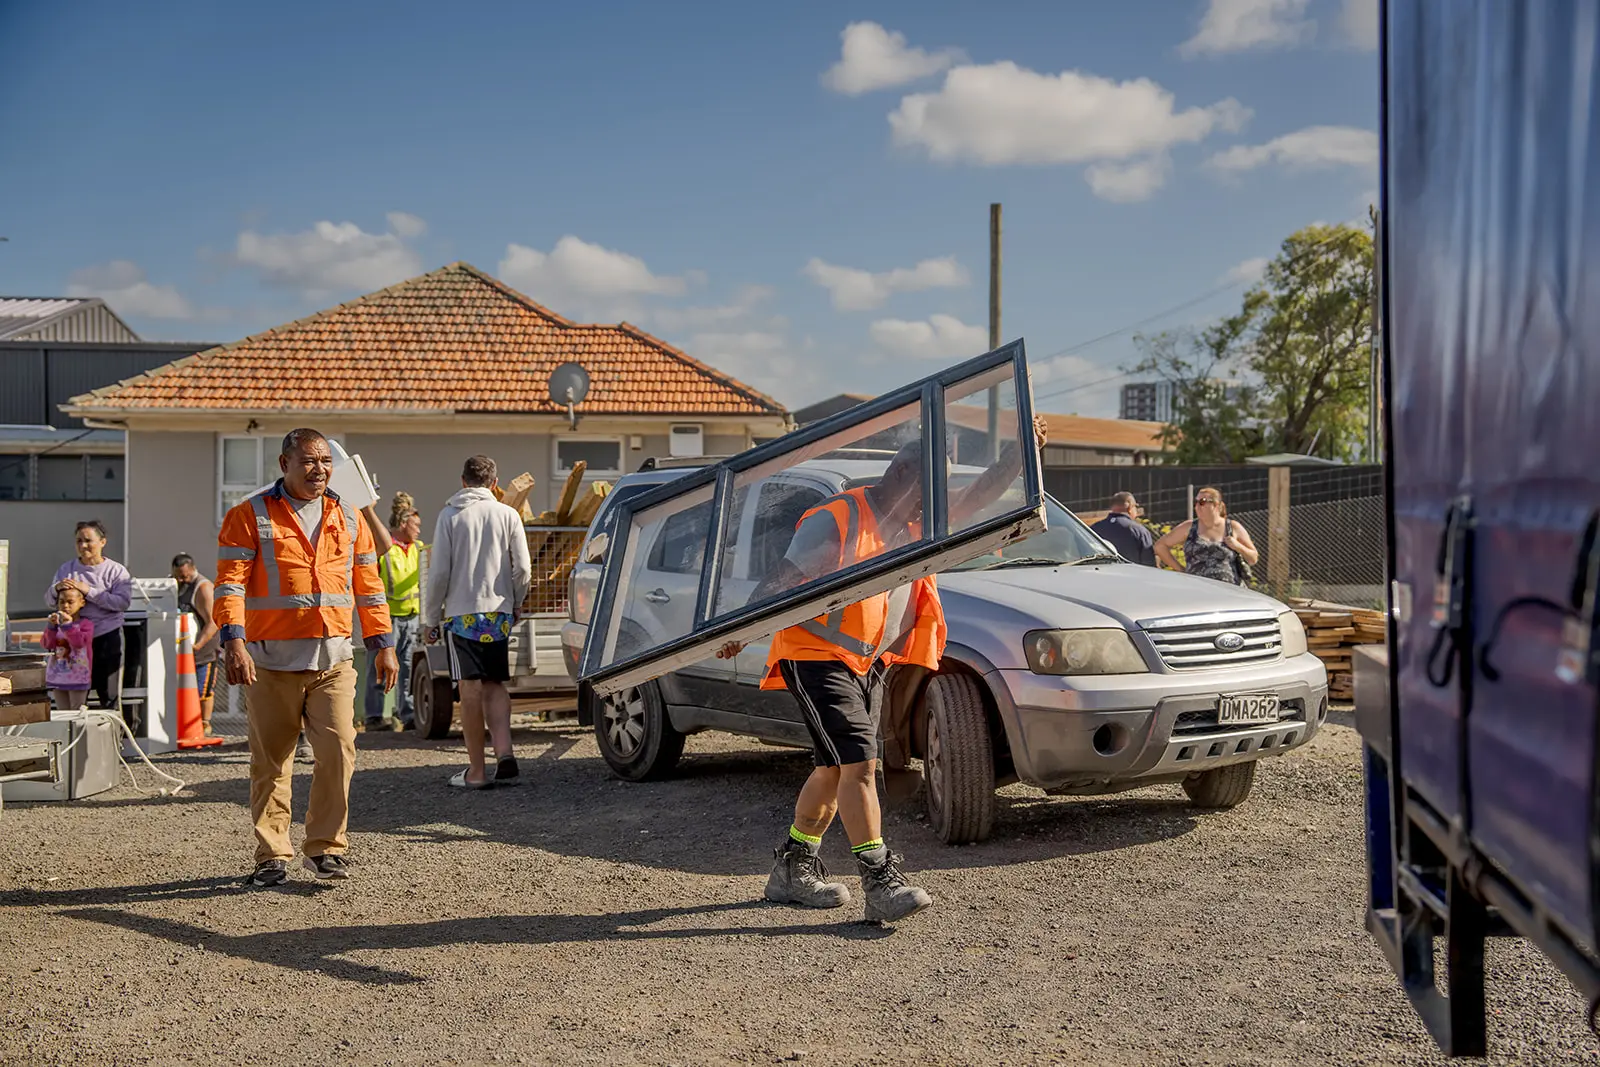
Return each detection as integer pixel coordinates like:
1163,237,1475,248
0,428,97,494
1028,218,1371,408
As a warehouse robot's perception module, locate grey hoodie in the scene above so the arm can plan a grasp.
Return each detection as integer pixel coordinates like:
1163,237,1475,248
423,487,533,627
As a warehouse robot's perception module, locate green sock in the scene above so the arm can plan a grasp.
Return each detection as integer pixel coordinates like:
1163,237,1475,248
789,825,822,852
851,838,887,862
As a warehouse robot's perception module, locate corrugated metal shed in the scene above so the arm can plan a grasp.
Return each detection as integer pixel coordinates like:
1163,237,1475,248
0,298,140,343
0,342,216,428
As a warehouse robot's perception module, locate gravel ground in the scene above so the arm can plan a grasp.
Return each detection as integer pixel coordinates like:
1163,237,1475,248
2,707,1597,1067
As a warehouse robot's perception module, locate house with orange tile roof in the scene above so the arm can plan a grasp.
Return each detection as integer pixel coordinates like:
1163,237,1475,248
61,262,791,578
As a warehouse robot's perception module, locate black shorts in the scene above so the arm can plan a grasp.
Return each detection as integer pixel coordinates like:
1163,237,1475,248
448,634,511,683
779,659,885,768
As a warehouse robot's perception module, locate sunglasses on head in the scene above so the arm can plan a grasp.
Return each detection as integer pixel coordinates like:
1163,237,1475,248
1197,497,1221,505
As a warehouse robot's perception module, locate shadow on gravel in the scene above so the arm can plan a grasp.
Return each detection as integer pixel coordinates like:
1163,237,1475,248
64,726,1199,878
0,875,320,908
62,899,895,985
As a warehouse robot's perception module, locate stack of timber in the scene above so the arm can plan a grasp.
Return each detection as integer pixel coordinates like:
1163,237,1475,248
0,653,50,727
1285,597,1387,702
521,461,612,615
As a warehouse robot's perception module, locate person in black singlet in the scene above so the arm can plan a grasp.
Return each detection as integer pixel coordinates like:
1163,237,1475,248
1153,486,1260,584
173,553,221,736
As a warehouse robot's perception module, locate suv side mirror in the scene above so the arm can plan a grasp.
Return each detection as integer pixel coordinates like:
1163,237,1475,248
583,532,609,563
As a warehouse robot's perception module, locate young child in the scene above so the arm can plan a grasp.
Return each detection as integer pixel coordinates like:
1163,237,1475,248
42,581,94,711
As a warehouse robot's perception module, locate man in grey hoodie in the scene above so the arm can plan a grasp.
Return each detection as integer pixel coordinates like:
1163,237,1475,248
423,455,533,789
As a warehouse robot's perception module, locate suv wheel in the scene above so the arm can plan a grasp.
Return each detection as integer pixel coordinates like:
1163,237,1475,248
595,680,685,781
1182,760,1256,808
412,663,456,740
922,674,996,844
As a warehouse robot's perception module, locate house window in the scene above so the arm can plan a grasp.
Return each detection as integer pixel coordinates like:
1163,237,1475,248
0,454,30,500
217,433,345,522
555,438,624,478
0,454,125,501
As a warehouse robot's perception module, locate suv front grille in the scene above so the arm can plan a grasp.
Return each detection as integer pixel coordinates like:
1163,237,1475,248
1140,612,1283,670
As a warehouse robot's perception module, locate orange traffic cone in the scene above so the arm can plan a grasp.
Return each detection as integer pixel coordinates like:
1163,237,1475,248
176,613,223,749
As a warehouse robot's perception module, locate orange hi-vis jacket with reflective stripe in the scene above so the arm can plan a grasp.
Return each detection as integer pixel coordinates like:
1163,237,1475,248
761,486,947,690
214,482,394,649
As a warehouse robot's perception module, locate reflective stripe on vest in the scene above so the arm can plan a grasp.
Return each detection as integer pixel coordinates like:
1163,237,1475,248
791,493,870,653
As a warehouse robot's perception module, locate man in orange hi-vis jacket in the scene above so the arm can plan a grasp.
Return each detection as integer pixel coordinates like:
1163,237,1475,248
719,416,1047,923
216,428,398,888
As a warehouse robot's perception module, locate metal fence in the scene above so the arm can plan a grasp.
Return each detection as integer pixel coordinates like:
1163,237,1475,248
1051,463,1385,609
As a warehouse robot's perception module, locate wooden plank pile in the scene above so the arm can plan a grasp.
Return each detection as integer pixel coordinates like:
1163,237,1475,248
0,652,50,727
1285,597,1387,702
521,462,612,615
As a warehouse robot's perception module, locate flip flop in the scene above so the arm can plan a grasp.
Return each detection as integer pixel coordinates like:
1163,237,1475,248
447,769,494,790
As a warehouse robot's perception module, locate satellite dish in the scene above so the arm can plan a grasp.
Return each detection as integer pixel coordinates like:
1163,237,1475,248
548,362,591,430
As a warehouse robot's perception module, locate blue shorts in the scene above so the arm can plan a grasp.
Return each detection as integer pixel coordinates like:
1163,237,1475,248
195,660,218,699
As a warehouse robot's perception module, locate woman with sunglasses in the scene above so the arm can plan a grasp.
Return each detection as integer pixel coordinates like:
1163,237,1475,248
1154,486,1259,584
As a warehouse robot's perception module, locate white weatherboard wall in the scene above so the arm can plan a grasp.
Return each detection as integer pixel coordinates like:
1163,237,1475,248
1,502,128,616
121,427,760,586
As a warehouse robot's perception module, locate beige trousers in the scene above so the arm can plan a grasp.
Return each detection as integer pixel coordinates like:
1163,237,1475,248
246,661,357,864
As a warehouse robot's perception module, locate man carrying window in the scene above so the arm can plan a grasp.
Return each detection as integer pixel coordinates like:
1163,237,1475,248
719,416,1047,923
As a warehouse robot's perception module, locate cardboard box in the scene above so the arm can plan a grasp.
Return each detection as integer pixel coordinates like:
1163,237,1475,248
0,700,51,727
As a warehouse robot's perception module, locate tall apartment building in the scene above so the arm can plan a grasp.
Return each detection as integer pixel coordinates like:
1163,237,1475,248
1119,380,1174,422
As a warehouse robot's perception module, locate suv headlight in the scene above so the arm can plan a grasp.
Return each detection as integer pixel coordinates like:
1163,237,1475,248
1023,628,1147,676
1277,611,1308,658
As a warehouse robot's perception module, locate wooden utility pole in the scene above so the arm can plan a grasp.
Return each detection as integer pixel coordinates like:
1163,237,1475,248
1268,465,1292,596
987,203,1002,460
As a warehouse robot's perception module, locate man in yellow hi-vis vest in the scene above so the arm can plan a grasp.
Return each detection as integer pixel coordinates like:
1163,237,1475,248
364,494,424,731
719,417,1047,923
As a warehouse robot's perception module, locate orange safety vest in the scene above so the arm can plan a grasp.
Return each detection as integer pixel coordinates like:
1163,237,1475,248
761,486,947,690
214,482,392,644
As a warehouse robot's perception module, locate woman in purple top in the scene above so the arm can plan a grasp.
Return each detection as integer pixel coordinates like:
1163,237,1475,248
47,519,132,713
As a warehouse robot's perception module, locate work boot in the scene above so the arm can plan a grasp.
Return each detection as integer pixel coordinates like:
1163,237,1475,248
765,839,850,909
857,850,932,923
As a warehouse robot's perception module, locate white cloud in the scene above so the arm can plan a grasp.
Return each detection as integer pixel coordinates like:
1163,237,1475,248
1084,156,1173,203
1030,353,1126,418
888,61,1248,200
1207,125,1378,173
688,329,826,406
234,217,424,298
1340,0,1378,50
1221,256,1269,284
803,255,968,311
498,235,689,319
647,285,780,333
66,260,194,319
385,211,427,239
869,314,988,360
821,21,965,95
1179,0,1315,57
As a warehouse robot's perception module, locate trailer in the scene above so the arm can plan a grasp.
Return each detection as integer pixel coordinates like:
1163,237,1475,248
1360,0,1600,1055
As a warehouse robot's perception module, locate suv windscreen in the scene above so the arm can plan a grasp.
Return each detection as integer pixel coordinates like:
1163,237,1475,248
840,473,1107,571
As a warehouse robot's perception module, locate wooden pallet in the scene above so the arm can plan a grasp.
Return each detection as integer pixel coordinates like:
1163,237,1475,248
1285,597,1385,702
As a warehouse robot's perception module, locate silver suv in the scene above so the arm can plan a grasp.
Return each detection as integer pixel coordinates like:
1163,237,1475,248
562,455,1328,844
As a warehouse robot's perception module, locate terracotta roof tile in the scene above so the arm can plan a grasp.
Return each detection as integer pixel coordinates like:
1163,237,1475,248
67,263,786,417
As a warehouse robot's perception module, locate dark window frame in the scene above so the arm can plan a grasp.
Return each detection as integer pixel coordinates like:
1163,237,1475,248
579,341,1045,696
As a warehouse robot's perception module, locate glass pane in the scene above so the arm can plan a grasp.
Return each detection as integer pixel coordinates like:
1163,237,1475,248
592,480,717,669
222,437,258,485
0,455,29,500
87,456,124,501
36,456,84,501
558,440,622,473
943,364,1025,535
711,403,924,620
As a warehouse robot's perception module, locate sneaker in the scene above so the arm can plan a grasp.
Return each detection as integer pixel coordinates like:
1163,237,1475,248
303,854,351,880
857,851,932,923
494,755,520,784
244,860,289,888
363,718,385,732
295,738,314,764
764,839,850,909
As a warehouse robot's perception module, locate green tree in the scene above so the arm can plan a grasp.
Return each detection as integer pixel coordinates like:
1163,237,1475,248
1130,221,1375,463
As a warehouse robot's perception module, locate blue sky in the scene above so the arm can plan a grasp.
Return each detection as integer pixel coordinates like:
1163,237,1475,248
0,0,1378,416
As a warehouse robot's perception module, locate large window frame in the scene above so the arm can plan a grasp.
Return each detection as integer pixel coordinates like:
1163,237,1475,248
579,340,1044,697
